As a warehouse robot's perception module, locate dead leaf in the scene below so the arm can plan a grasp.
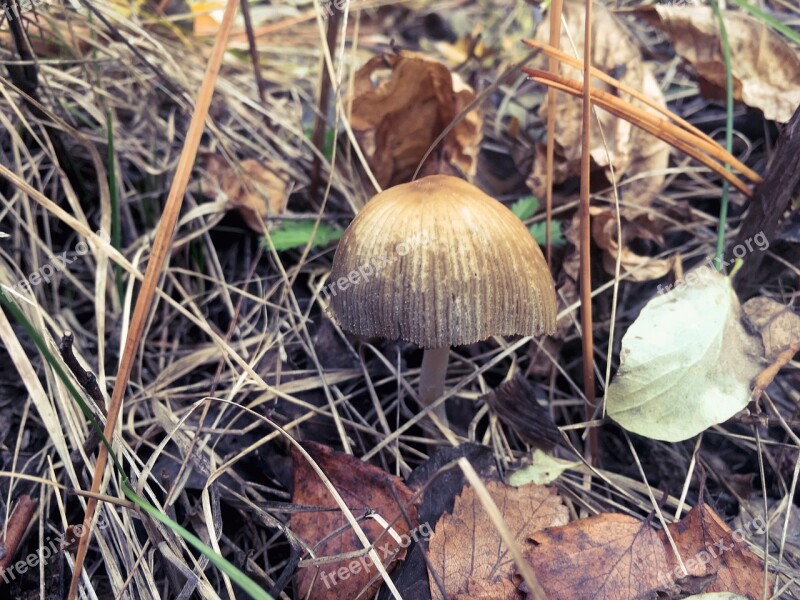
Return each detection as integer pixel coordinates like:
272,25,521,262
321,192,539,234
591,207,674,281
607,268,764,442
199,154,287,232
527,0,670,213
641,6,800,123
525,513,670,599
459,576,521,600
663,503,771,598
742,297,800,359
428,480,568,600
349,52,482,187
291,442,420,600
444,74,482,182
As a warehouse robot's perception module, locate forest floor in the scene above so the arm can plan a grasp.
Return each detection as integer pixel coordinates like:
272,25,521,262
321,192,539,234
0,0,798,598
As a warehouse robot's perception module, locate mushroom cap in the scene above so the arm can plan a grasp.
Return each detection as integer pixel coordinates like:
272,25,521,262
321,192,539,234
328,175,557,348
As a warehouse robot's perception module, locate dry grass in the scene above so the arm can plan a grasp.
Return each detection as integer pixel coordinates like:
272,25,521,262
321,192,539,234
0,0,797,598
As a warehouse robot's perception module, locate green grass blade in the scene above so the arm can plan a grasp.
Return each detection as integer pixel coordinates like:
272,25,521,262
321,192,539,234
106,111,124,302
124,484,274,600
710,0,734,269
728,0,800,45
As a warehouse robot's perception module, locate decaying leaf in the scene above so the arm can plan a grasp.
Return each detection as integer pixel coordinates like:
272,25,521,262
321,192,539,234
607,268,763,442
349,52,482,187
521,501,769,598
199,154,288,232
641,6,800,123
742,296,800,360
527,0,669,212
525,513,669,599
428,480,567,600
291,442,419,600
591,207,674,281
664,503,771,598
507,450,581,487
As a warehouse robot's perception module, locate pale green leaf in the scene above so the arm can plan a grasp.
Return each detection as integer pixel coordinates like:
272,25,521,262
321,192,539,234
511,196,539,220
529,222,565,247
508,450,581,486
607,268,763,442
263,220,343,251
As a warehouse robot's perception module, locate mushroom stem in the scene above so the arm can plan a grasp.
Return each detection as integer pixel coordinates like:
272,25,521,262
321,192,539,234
419,346,450,426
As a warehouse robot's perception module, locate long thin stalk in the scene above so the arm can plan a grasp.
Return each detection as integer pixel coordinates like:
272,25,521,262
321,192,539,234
106,110,123,304
240,0,268,108
67,1,240,597
523,62,758,183
579,0,598,465
523,69,755,196
310,7,341,190
544,0,564,268
522,39,747,158
728,0,800,45
710,0,734,268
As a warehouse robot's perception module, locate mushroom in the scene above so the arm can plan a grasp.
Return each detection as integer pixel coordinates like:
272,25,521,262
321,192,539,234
328,174,557,427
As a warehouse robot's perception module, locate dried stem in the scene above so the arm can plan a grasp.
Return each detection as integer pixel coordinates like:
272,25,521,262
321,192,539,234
240,0,268,108
59,333,106,467
523,37,761,179
67,2,240,597
523,69,755,196
579,0,598,465
544,0,564,268
310,8,341,190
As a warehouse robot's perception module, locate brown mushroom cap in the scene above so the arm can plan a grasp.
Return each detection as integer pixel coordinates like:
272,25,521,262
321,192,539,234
328,175,557,348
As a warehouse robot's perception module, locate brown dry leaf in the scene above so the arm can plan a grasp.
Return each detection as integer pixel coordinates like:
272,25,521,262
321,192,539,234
199,154,287,232
642,6,800,123
663,503,771,598
444,75,482,183
291,442,419,600
349,52,482,187
527,0,669,213
742,297,800,360
591,207,674,281
524,513,670,599
428,480,568,600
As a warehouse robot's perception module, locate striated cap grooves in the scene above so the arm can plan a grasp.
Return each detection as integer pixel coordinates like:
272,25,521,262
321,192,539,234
328,175,557,348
